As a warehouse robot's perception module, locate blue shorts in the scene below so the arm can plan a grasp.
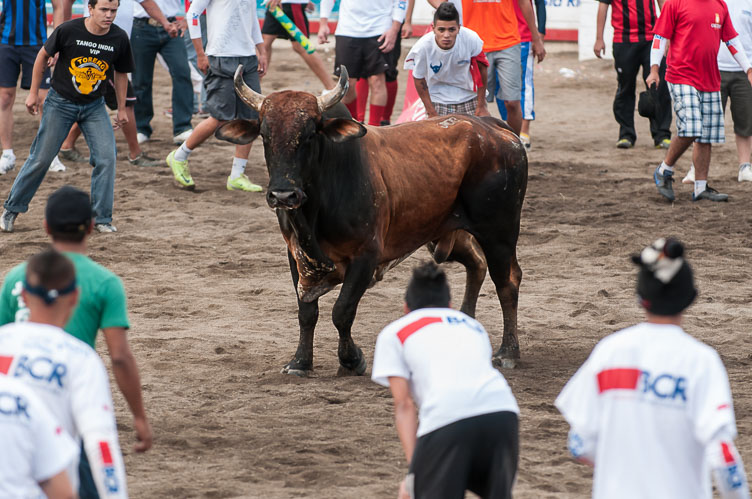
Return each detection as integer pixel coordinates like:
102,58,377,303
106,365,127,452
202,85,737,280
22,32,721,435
0,43,51,89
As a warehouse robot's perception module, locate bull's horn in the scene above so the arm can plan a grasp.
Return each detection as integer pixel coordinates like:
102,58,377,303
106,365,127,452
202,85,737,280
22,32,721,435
234,65,265,111
317,66,349,112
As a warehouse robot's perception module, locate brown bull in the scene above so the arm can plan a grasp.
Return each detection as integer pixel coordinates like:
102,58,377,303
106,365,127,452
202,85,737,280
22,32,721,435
216,67,528,374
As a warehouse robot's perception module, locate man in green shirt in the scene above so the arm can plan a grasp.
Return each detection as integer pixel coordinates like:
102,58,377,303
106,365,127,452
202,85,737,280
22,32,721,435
0,185,152,497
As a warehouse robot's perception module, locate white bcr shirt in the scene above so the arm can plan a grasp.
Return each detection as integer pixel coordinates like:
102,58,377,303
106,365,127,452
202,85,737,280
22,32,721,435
0,375,78,499
372,308,519,437
320,0,407,38
187,0,263,57
404,27,484,104
718,0,752,71
0,322,127,498
555,322,738,499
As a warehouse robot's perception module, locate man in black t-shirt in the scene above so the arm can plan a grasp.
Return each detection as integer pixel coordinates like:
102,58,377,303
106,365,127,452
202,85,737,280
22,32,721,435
0,0,134,234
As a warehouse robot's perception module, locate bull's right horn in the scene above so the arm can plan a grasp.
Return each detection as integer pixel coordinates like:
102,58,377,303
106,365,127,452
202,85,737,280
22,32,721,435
317,66,349,112
234,65,265,111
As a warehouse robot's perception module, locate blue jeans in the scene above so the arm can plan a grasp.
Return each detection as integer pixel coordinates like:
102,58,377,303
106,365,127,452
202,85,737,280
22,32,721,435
4,88,116,224
131,18,193,137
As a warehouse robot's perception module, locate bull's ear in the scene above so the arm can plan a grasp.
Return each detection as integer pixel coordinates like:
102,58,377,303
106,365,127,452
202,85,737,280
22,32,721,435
215,119,260,144
320,118,367,143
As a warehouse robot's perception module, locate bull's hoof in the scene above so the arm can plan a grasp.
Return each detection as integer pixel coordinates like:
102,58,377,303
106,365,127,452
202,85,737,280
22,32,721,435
492,355,517,369
337,349,367,377
281,360,314,377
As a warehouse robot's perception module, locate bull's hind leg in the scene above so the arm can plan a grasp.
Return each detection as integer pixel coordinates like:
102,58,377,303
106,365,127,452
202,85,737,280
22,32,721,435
332,255,376,376
479,242,522,368
282,250,319,376
436,231,488,318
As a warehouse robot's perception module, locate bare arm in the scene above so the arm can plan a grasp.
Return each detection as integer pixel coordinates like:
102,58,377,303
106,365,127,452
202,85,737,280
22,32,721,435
475,63,489,116
39,470,75,499
26,47,52,115
427,0,442,8
193,37,208,73
389,377,418,463
103,327,152,452
140,0,178,37
402,0,415,38
518,0,546,62
594,2,608,58
413,77,438,118
112,72,129,130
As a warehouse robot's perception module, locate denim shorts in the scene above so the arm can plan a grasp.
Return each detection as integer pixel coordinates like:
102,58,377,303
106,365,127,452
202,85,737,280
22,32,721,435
0,43,51,89
204,55,261,122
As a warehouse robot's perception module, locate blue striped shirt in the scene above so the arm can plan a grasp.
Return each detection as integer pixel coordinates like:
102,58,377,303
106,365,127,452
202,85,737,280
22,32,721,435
0,0,47,46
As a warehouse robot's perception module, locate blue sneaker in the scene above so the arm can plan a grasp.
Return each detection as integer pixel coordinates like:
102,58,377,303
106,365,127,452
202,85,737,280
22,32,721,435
653,166,675,201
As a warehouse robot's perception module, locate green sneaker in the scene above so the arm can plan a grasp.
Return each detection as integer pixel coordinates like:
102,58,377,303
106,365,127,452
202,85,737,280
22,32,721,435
616,138,634,149
166,150,195,189
227,174,263,192
655,138,671,149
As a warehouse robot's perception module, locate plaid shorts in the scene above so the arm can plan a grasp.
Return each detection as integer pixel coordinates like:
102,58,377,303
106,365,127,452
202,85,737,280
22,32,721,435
433,98,477,116
667,82,724,143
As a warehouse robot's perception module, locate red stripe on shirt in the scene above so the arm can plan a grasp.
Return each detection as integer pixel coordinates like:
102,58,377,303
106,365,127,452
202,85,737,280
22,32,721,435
597,368,641,393
0,356,12,375
652,36,661,49
397,317,442,344
721,442,736,464
100,441,114,466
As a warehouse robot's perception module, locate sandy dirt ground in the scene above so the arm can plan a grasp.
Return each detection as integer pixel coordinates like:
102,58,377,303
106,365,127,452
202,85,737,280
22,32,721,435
2,40,752,498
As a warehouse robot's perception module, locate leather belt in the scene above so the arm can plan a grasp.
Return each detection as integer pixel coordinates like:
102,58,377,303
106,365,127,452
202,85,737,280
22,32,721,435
135,16,176,28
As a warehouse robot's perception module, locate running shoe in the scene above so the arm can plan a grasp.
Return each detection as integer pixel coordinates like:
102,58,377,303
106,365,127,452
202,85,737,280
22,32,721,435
137,133,150,144
616,138,634,149
227,174,263,192
692,186,728,202
172,129,193,145
0,152,15,175
166,150,195,189
655,139,671,149
0,209,17,232
653,165,675,201
58,147,88,162
48,156,66,172
94,223,118,233
128,153,162,167
682,165,695,184
520,133,531,150
738,163,752,182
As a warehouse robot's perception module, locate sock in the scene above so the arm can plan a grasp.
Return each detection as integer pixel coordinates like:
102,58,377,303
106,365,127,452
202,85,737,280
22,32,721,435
230,157,247,179
2,149,14,158
356,79,369,122
345,99,358,119
658,161,674,175
384,80,398,124
694,180,707,197
174,143,193,162
368,104,386,126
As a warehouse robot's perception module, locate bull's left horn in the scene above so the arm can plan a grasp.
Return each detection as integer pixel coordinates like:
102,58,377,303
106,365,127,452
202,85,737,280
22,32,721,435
317,66,349,112
234,65,265,111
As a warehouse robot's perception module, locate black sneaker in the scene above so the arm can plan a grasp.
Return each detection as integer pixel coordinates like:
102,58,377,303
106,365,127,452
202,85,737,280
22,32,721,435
0,209,17,232
58,147,88,162
653,166,675,201
692,186,729,202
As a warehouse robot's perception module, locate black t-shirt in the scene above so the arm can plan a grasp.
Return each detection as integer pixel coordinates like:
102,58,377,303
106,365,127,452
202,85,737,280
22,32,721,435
43,18,134,103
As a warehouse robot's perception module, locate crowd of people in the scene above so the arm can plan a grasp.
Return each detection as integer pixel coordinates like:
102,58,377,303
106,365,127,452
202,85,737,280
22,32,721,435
1,0,752,496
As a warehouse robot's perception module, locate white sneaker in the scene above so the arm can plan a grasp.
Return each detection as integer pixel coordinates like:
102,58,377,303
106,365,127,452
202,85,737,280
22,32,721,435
739,163,752,182
0,152,16,175
48,156,66,172
137,133,150,144
94,223,117,233
172,129,193,145
682,165,695,184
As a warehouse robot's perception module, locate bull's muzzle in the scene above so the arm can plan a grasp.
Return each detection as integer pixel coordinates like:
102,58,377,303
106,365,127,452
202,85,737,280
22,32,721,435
267,189,307,209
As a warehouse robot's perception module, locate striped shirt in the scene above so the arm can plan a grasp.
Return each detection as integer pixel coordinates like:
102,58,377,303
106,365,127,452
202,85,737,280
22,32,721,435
0,0,47,46
599,0,657,43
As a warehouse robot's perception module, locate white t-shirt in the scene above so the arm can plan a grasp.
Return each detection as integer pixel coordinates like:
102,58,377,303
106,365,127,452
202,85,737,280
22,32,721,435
555,323,738,499
134,0,182,19
718,0,752,71
320,0,407,38
187,0,263,57
0,376,78,499
404,27,484,104
372,308,519,437
0,322,127,498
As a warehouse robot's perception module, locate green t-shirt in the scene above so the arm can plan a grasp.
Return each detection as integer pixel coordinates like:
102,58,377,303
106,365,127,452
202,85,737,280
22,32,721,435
0,252,130,348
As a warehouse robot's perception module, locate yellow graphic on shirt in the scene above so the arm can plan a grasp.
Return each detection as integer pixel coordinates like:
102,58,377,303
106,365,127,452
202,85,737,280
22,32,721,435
68,56,109,94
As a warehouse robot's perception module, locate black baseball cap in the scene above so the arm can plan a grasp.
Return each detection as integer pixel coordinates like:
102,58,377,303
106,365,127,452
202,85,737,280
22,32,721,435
45,185,92,234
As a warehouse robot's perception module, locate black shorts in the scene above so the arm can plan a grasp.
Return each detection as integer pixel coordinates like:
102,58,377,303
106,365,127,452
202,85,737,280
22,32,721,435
103,79,137,110
262,3,310,39
204,55,261,121
334,35,390,80
408,411,519,499
0,43,51,89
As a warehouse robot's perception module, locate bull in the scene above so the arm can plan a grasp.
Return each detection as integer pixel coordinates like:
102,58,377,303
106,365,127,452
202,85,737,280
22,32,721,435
216,66,528,375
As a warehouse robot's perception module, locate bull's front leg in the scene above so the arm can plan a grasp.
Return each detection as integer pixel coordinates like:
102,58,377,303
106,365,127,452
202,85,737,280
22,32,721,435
332,255,376,376
282,250,319,376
